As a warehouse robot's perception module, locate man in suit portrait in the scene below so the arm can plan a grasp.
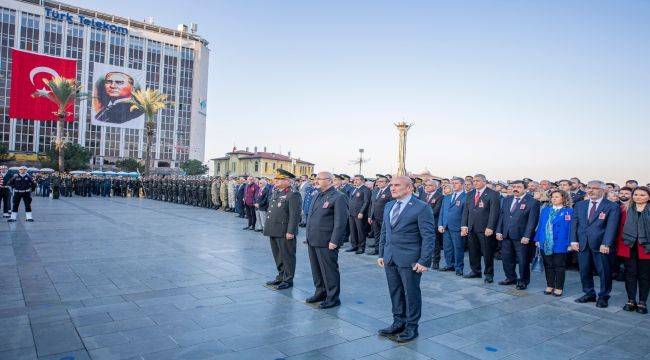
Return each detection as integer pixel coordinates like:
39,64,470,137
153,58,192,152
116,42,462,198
368,174,392,255
305,172,349,309
94,71,143,124
377,176,435,342
346,175,372,254
419,179,445,270
438,177,467,276
461,174,501,283
496,180,540,290
571,180,621,308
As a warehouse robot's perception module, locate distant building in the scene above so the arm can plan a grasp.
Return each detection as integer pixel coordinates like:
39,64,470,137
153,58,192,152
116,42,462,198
211,147,315,178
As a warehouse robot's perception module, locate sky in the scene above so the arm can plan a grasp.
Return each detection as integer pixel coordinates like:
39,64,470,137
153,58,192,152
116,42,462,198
65,0,650,183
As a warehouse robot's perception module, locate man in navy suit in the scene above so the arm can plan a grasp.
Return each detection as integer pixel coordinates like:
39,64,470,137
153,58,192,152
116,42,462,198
438,177,467,276
368,175,392,255
347,175,372,254
378,176,435,343
418,179,445,269
496,180,540,290
571,180,621,308
461,174,501,283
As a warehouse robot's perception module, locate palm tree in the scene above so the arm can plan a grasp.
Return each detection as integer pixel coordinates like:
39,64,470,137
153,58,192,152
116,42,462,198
128,89,167,176
32,77,85,172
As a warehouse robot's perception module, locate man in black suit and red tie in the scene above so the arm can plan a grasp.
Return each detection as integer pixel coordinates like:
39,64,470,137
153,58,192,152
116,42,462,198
496,180,540,290
368,174,392,255
418,179,445,270
347,175,372,254
461,174,501,283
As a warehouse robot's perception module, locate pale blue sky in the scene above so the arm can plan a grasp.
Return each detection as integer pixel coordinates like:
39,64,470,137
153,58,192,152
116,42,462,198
66,0,649,183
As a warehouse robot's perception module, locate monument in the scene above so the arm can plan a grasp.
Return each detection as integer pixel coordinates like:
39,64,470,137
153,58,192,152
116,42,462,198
395,121,413,176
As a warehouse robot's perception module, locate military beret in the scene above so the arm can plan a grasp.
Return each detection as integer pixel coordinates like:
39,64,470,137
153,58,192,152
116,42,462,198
340,174,350,180
274,168,296,180
334,174,343,180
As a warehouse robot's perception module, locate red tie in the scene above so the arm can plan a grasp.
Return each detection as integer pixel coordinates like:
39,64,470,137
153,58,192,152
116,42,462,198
474,191,481,206
588,201,598,221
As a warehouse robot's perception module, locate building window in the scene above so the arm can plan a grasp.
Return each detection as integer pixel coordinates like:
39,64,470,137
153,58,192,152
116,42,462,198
254,161,259,172
231,162,236,172
216,162,220,172
272,163,276,170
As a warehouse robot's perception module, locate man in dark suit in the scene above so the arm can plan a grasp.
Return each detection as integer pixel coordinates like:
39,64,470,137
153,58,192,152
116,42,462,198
461,174,501,283
306,172,349,309
419,179,445,270
346,175,372,254
570,177,587,205
368,175,392,255
254,177,271,231
438,177,467,276
377,176,435,343
571,180,621,308
263,169,302,290
496,180,540,290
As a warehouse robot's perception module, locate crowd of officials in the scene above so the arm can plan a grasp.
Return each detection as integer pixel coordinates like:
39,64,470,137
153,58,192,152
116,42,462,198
4,162,649,343
214,170,650,342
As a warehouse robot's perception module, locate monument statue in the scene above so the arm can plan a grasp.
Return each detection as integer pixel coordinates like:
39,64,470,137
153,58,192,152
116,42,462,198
395,121,413,176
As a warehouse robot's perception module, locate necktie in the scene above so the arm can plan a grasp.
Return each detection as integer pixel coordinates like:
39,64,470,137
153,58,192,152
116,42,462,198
390,201,402,226
427,193,433,203
474,191,481,206
511,198,521,214
376,188,383,200
451,193,457,204
588,201,598,221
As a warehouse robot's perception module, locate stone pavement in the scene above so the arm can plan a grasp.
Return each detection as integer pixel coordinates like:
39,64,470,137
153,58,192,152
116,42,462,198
0,197,649,360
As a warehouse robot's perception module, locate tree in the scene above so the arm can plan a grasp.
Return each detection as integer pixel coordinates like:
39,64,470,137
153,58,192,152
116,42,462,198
116,158,144,173
31,77,86,172
180,159,208,175
128,89,167,176
0,143,14,163
40,143,92,171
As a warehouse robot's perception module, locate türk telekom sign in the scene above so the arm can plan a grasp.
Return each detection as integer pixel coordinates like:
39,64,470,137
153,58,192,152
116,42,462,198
45,8,128,34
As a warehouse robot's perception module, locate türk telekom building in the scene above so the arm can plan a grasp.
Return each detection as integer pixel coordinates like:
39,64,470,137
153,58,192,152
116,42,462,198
1,0,209,169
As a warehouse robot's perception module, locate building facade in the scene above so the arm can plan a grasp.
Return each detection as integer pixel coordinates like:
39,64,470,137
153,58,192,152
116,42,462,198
212,147,315,178
0,0,209,169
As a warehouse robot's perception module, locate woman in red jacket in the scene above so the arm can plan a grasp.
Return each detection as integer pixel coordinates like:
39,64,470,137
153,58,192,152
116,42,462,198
617,186,650,314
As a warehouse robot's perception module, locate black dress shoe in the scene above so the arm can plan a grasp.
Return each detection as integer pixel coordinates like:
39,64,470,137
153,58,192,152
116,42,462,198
305,294,327,303
345,248,358,252
318,299,341,309
484,276,494,284
575,294,597,303
276,282,293,290
266,279,282,286
596,298,609,308
498,279,517,286
26,219,34,222
7,219,15,223
463,272,481,279
242,226,251,230
367,250,378,255
355,249,365,254
637,303,648,314
378,323,405,336
431,264,440,270
395,328,419,343
455,270,463,276
516,284,527,290
623,301,637,312
438,267,454,272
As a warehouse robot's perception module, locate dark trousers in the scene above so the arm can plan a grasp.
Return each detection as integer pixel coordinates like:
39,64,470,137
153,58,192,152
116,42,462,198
468,231,496,276
501,237,533,284
308,245,340,302
385,260,422,329
269,236,296,283
0,188,10,214
443,230,465,271
368,219,383,250
542,252,567,290
245,205,257,228
578,246,612,298
52,186,60,199
625,245,650,303
348,216,368,250
431,231,444,267
12,192,31,212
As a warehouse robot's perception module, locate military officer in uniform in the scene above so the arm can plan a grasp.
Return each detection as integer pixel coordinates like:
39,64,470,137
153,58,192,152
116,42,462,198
0,165,12,217
263,169,302,290
305,171,349,309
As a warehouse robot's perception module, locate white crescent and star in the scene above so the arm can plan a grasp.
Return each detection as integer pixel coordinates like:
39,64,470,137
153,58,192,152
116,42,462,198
29,66,60,94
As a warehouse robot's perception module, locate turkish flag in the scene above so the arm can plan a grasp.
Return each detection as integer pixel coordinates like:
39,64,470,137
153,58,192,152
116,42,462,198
9,49,77,121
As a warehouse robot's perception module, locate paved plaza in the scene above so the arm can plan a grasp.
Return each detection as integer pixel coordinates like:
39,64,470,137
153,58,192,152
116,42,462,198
0,197,649,360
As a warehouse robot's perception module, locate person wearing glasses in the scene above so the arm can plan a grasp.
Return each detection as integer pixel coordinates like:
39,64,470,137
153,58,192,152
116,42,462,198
571,180,621,308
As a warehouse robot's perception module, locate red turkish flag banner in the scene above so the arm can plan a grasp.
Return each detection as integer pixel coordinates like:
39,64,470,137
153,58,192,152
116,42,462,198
9,49,78,121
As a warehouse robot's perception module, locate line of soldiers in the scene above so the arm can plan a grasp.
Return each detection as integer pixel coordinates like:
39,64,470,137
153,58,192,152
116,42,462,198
141,176,217,208
43,173,141,199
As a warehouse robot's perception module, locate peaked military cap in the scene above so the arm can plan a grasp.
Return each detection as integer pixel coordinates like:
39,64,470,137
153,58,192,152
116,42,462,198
274,168,296,180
